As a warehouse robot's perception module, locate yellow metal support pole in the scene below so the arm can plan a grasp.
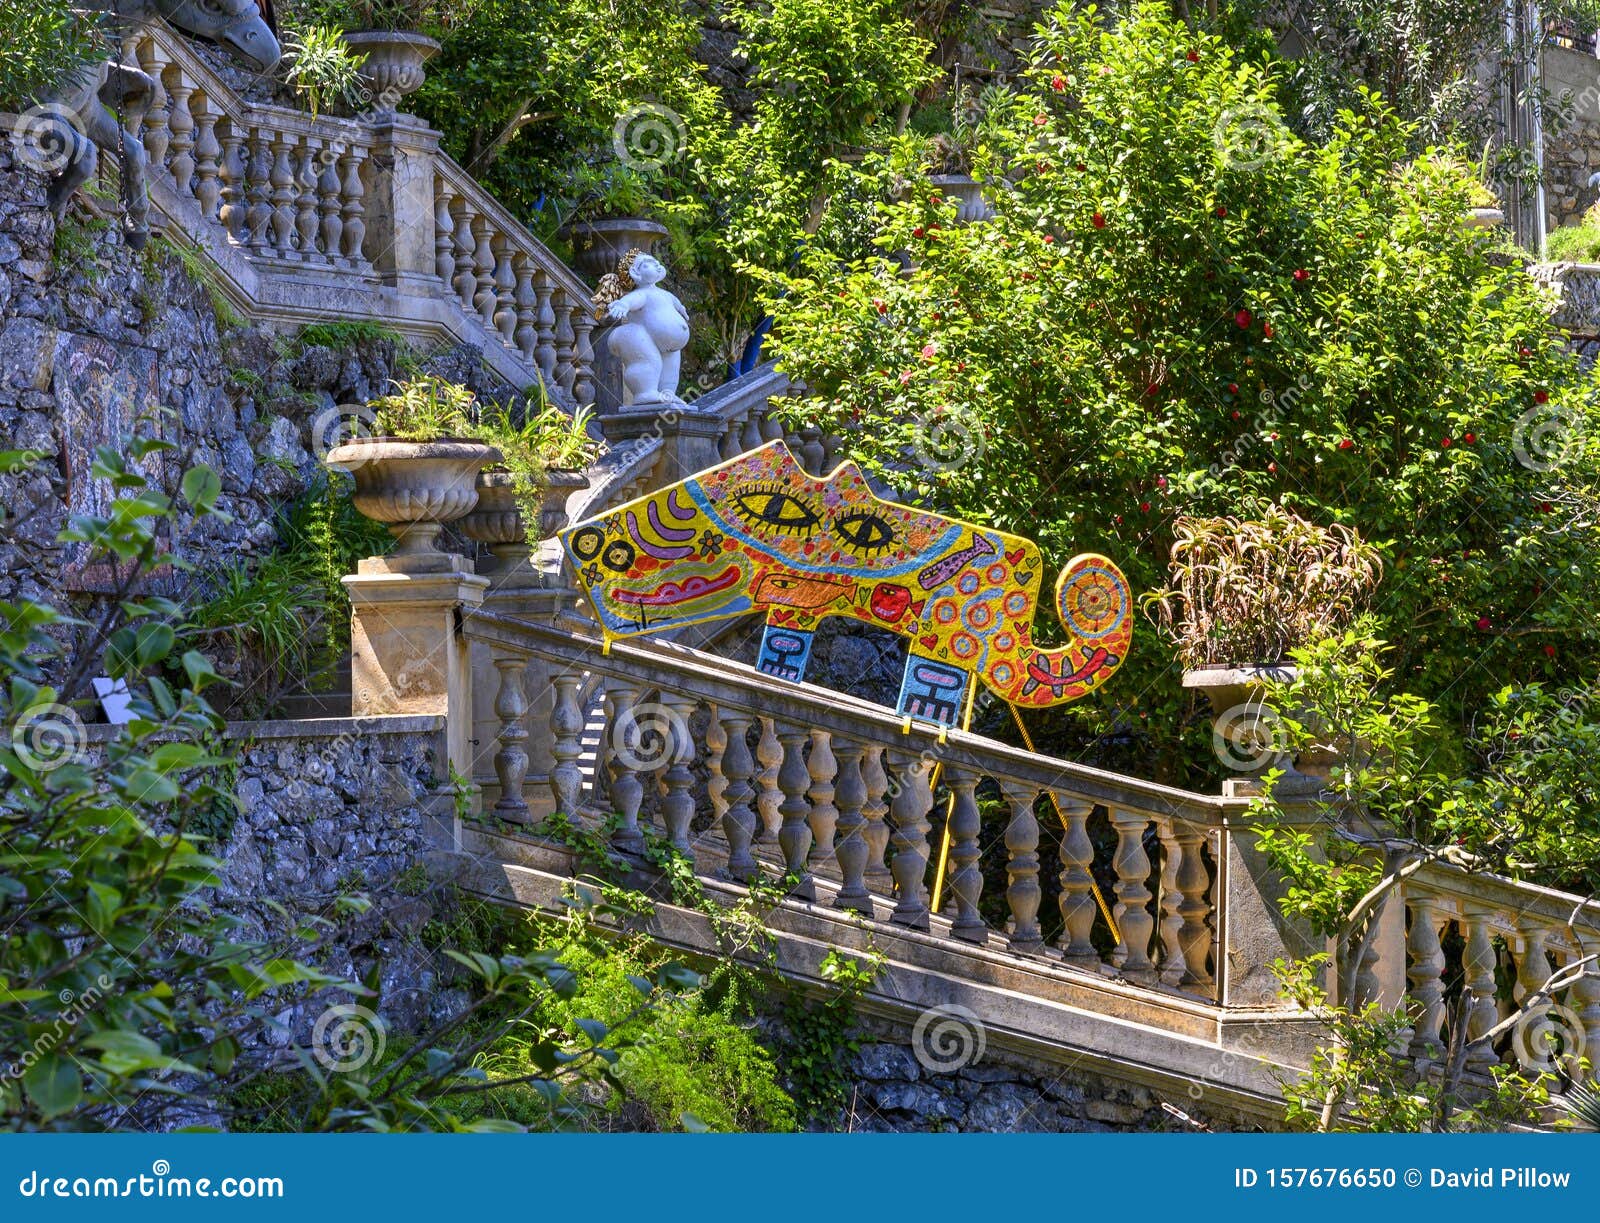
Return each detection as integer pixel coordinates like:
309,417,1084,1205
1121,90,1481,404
927,680,977,914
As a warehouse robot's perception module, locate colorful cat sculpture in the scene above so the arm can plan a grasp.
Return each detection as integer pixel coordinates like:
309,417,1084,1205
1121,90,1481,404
560,441,1131,726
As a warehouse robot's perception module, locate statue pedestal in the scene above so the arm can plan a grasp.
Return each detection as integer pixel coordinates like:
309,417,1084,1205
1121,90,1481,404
599,404,727,485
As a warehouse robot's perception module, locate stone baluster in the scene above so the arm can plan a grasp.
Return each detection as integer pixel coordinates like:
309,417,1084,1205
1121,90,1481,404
294,135,322,260
1109,808,1156,984
861,745,893,893
1173,822,1214,991
946,767,985,942
705,703,728,823
339,144,369,269
1055,797,1100,967
451,202,477,308
137,43,172,171
806,729,838,873
217,121,246,241
245,127,273,253
721,414,745,461
717,711,759,881
754,717,782,843
660,695,698,859
999,779,1043,952
1516,921,1561,1069
513,257,538,362
554,303,577,394
472,216,498,327
606,682,645,853
548,673,584,818
888,753,934,929
493,238,517,347
165,74,196,198
740,410,765,453
760,411,784,443
490,655,530,824
434,182,456,285
775,725,815,899
831,741,872,914
318,147,344,266
268,133,296,256
534,272,558,382
1572,967,1600,1070
191,93,222,220
1156,818,1185,986
1405,896,1447,1059
1463,907,1501,1068
572,314,596,407
799,426,826,474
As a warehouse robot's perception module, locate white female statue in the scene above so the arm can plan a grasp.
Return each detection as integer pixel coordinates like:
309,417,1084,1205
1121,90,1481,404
592,250,691,407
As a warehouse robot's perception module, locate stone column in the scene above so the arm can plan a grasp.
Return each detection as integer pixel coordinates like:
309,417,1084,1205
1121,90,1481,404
363,112,442,292
344,551,487,786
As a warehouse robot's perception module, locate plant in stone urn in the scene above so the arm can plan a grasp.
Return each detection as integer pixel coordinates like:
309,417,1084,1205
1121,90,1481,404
909,81,1008,224
459,397,599,580
325,374,499,564
319,0,467,111
1143,505,1382,784
561,161,670,283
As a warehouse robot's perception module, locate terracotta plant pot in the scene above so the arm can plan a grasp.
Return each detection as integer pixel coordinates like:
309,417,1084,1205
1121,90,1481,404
325,437,498,556
343,30,441,113
929,174,994,225
563,217,668,283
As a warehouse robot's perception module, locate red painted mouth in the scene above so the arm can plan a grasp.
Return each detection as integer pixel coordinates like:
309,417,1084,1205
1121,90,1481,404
614,564,742,608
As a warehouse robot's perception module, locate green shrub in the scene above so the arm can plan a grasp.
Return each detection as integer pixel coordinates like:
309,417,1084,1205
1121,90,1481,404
1547,218,1600,265
0,0,106,107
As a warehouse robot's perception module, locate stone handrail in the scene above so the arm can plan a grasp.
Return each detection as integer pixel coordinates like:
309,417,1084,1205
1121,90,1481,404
463,607,1228,998
695,360,843,473
130,20,594,399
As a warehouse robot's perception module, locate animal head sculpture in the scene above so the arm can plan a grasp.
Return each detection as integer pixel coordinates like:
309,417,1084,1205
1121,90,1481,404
561,441,1131,726
152,0,282,71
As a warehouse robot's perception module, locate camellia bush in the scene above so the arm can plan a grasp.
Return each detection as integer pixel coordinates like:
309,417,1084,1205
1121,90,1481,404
763,0,1600,782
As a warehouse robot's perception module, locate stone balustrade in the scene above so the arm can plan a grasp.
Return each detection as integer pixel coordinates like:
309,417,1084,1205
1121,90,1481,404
463,607,1226,1001
130,20,593,399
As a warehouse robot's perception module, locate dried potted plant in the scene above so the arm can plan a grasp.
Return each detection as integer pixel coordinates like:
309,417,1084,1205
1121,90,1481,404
912,81,1003,225
325,374,499,563
460,394,599,581
1144,504,1382,781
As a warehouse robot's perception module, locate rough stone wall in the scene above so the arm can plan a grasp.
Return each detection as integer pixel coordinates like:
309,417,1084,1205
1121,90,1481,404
0,145,513,625
843,1041,1239,1133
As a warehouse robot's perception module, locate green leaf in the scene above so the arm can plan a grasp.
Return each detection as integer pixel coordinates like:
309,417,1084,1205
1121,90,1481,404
23,1055,81,1120
181,465,222,512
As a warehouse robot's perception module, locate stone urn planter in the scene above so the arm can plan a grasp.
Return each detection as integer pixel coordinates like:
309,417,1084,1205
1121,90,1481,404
460,468,590,582
1466,206,1504,230
929,174,994,225
1184,664,1338,793
564,217,669,283
343,31,441,113
325,437,498,561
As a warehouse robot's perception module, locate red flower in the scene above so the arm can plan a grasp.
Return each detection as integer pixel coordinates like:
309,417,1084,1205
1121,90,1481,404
1338,439,1354,450
1140,501,1151,512
931,311,942,321
912,226,925,238
920,343,936,360
1476,617,1491,631
1267,462,1278,473
1540,501,1553,513
1292,268,1309,282
1269,432,1279,441
1155,476,1168,490
1114,514,1123,525
1145,382,1159,396
1545,644,1558,657
1075,162,1087,172
1051,76,1066,92
1463,432,1476,444
1043,234,1055,244
1215,206,1227,218
1185,49,1199,62
1441,437,1452,448
1092,212,1106,229
1262,322,1275,339
1019,271,1035,281
1230,410,1241,420
1226,382,1239,395
873,299,887,314
1234,309,1253,329
1534,389,1549,404
1519,346,1532,358
1034,113,1049,126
